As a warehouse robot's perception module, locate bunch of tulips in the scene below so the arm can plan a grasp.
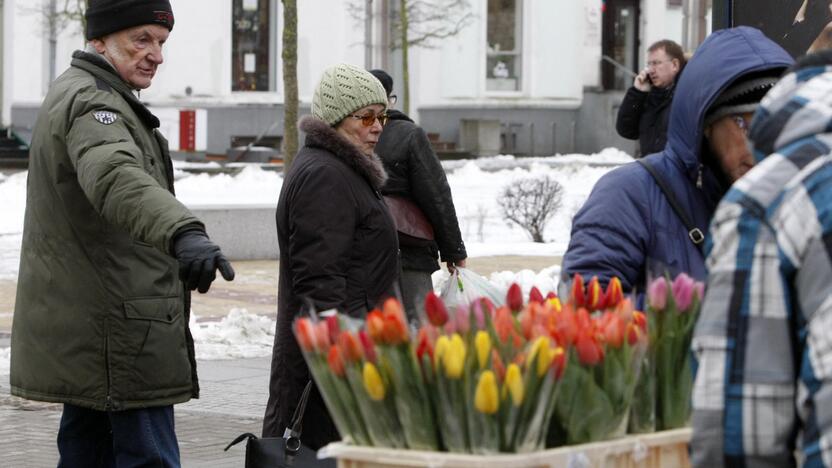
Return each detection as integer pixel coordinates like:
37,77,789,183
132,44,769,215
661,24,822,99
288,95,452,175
294,273,650,453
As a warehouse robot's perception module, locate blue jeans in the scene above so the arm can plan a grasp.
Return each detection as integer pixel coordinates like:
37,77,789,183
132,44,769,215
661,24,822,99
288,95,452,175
57,403,180,468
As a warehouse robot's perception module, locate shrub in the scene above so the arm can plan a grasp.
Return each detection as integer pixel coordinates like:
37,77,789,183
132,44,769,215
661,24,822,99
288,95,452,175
497,175,563,243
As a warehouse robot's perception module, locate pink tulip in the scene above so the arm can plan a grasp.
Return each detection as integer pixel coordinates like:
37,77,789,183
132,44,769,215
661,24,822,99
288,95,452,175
455,305,470,334
471,298,487,330
647,277,668,312
671,273,695,312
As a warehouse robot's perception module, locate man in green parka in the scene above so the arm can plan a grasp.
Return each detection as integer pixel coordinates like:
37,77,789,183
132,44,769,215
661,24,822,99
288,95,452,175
10,1,235,466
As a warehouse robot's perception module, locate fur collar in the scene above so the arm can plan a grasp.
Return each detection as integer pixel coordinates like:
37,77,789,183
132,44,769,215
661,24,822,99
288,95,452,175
299,116,388,190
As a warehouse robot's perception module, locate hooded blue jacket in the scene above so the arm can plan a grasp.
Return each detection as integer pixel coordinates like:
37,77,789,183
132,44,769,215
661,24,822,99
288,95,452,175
563,27,793,292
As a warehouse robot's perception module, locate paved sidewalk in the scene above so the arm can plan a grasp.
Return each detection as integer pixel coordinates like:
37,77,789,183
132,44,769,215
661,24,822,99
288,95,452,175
0,356,271,468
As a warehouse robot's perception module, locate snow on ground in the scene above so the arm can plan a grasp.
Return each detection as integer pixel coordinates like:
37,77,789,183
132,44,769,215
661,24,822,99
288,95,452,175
0,149,631,367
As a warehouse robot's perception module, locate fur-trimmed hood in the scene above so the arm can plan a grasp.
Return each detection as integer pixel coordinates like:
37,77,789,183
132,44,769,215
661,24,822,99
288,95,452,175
299,116,388,190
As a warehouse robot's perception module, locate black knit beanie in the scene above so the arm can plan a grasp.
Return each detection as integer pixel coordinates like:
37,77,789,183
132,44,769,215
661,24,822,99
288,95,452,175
703,68,784,127
369,69,394,97
85,0,174,40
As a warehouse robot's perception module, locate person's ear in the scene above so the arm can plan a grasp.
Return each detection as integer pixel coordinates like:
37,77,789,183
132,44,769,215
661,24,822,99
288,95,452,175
90,38,106,54
703,123,713,141
671,58,680,74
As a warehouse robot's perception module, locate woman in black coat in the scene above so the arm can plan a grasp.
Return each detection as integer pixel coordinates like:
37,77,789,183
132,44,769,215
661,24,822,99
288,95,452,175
262,64,399,449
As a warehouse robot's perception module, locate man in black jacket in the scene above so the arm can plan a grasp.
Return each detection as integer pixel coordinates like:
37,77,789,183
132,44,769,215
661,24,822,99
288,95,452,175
615,39,686,157
370,69,467,321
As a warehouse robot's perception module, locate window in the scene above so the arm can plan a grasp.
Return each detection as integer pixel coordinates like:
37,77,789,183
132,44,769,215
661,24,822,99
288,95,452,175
486,0,522,92
232,0,276,91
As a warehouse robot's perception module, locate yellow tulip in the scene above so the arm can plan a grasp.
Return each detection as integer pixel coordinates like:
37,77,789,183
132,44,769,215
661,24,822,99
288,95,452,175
529,336,555,377
434,335,449,369
363,362,386,401
504,363,524,406
474,370,499,415
475,331,491,370
442,333,466,379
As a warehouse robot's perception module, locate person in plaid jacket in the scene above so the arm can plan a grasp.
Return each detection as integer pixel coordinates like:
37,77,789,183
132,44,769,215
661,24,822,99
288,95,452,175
692,50,832,467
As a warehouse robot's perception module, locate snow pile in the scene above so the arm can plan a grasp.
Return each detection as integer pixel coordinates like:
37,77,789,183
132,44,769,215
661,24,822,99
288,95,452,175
189,308,275,360
0,346,9,375
0,172,26,280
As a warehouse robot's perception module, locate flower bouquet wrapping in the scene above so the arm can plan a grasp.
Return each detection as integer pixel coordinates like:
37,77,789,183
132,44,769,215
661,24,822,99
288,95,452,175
646,273,703,430
549,275,648,445
294,315,372,446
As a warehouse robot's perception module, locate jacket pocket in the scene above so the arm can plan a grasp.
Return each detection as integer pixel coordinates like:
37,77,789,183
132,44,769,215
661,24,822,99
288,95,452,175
108,296,192,404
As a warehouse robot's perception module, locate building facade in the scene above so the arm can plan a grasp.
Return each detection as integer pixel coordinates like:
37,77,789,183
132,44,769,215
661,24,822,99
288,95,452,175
1,0,708,158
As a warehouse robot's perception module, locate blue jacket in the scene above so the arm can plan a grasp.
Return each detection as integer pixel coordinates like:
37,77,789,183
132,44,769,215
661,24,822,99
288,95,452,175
563,27,793,292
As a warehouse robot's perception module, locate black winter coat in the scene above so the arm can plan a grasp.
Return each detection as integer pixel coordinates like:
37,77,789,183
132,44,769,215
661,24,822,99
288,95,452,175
375,110,466,272
615,84,675,157
263,116,399,448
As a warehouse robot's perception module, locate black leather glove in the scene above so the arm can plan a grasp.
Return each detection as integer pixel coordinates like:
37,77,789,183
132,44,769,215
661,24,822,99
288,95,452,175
172,229,235,293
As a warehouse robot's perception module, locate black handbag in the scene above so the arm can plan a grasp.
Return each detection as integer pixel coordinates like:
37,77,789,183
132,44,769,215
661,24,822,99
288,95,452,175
224,381,335,468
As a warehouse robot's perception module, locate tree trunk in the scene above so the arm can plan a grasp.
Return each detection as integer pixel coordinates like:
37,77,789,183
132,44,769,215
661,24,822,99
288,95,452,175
282,0,299,173
399,0,410,115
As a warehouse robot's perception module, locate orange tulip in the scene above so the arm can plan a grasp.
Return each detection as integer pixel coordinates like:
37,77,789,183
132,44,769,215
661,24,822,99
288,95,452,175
575,332,603,366
314,321,331,350
338,331,363,362
327,345,345,377
366,310,385,343
382,310,409,345
492,349,506,383
600,312,625,348
295,318,315,352
632,310,648,334
626,322,642,346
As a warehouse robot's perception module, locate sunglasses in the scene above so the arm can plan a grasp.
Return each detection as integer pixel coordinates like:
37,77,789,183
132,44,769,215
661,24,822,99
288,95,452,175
350,112,388,127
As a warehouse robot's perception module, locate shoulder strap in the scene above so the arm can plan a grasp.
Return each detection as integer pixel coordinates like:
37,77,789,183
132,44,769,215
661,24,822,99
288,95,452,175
282,380,314,455
637,159,704,252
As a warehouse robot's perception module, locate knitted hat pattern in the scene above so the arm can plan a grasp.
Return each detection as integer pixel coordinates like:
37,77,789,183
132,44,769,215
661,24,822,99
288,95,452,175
312,64,388,127
704,70,782,127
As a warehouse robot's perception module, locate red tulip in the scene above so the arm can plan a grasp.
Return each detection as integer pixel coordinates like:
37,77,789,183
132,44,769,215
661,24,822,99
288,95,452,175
529,286,544,305
571,274,586,307
327,345,345,377
545,291,558,301
424,291,449,327
507,283,524,311
325,315,340,341
416,328,434,364
585,276,603,311
575,332,603,366
358,330,377,363
632,310,648,334
603,277,624,309
295,318,315,352
626,322,642,346
551,346,567,379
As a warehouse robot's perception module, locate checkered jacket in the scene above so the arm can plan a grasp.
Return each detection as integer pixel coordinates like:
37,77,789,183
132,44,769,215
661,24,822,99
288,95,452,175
691,51,832,467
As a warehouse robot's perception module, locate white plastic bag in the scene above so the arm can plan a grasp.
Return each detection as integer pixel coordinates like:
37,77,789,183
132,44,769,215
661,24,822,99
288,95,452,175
439,267,504,310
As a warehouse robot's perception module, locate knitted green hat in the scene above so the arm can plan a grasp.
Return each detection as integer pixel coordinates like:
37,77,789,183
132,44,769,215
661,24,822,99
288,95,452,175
312,63,388,126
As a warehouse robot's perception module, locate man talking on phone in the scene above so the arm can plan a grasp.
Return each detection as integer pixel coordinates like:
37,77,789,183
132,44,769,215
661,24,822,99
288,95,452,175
616,39,686,157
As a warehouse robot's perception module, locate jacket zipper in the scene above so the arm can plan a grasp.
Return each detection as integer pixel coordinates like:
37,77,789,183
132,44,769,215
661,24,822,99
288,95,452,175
696,164,703,189
104,334,114,411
